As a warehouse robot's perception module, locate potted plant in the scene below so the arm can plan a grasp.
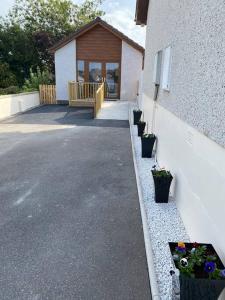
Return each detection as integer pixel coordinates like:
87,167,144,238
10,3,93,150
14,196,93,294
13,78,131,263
137,121,146,136
133,109,142,125
141,133,156,158
151,165,173,203
169,242,225,300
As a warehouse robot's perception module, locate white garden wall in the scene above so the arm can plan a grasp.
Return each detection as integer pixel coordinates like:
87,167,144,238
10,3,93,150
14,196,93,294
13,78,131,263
121,41,143,101
55,40,76,101
0,92,40,120
142,93,225,264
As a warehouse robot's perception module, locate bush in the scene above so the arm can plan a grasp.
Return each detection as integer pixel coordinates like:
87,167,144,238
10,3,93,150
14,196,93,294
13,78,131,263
0,63,18,88
0,86,20,95
23,67,54,92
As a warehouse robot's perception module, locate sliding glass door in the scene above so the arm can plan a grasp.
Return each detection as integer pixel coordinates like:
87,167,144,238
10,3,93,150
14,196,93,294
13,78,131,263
105,63,119,99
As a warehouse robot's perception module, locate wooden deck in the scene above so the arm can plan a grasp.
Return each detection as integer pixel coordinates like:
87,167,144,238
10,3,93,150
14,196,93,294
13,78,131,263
39,82,104,118
69,99,95,107
68,82,104,118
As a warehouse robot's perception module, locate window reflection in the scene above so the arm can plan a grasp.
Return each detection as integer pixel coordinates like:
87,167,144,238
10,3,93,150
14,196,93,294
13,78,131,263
106,63,119,98
77,60,84,82
89,62,102,83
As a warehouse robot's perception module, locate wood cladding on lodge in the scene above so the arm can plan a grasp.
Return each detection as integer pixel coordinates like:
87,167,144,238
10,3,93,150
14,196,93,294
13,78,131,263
76,25,122,61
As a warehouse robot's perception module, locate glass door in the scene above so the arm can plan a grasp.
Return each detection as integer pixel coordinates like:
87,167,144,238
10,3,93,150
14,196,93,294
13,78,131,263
89,62,102,83
105,62,120,99
77,60,85,82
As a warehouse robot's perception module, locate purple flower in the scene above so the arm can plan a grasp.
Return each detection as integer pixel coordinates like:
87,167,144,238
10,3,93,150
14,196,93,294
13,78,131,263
220,269,225,278
176,246,186,253
204,262,216,273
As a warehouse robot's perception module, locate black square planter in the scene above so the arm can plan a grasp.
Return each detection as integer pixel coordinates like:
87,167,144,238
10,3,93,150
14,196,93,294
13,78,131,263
137,121,146,136
169,242,225,300
133,110,142,125
141,135,156,158
151,170,173,203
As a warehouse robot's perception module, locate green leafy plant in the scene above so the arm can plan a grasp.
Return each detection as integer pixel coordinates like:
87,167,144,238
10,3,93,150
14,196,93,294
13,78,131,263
8,0,104,38
172,242,225,280
0,63,18,88
0,86,20,95
152,165,171,178
23,67,53,91
0,0,105,86
142,133,155,139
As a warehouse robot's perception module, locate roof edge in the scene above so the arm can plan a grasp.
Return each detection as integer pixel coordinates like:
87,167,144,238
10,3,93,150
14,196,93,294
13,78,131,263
49,17,144,54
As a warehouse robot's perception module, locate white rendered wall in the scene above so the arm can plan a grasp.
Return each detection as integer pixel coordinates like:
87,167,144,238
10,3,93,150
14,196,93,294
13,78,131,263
120,41,143,101
137,71,143,107
55,41,76,101
139,0,225,267
142,93,225,264
143,0,225,148
0,92,40,120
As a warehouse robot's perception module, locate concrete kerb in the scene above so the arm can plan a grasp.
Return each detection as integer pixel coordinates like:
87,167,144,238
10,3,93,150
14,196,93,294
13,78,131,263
129,104,161,300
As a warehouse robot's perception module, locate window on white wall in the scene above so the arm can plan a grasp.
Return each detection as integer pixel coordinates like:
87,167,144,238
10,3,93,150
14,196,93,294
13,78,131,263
153,50,162,85
162,46,171,91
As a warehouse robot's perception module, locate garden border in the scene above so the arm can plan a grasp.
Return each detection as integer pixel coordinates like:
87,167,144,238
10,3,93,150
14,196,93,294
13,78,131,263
129,103,189,300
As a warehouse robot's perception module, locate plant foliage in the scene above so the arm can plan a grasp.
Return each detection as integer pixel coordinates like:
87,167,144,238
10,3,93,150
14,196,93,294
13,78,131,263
0,62,18,88
152,165,172,178
23,67,53,91
172,242,225,280
0,0,104,88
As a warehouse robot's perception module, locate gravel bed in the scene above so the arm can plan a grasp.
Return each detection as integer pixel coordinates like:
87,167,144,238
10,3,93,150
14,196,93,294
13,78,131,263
129,108,190,299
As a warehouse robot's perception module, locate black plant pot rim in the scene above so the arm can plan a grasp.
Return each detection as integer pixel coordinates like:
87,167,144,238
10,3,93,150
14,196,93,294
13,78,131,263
141,134,156,140
151,170,173,179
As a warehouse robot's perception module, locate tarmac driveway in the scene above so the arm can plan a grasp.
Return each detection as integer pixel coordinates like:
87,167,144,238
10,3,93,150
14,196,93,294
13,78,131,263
0,105,150,300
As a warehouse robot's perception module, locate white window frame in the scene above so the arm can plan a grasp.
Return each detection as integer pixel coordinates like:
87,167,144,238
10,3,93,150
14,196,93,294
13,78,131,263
153,50,162,85
162,46,172,91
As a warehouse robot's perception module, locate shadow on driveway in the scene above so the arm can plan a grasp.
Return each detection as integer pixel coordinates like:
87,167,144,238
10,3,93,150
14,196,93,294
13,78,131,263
1,105,129,128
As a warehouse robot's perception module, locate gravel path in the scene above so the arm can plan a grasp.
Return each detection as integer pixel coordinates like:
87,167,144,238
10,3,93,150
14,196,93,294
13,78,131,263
130,106,189,299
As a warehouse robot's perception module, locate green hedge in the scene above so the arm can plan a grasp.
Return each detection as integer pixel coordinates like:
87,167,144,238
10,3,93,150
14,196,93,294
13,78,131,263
0,86,20,95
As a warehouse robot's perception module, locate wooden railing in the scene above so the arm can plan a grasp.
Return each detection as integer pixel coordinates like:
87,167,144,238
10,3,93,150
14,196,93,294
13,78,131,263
39,85,56,104
95,83,104,117
68,81,104,118
68,82,100,102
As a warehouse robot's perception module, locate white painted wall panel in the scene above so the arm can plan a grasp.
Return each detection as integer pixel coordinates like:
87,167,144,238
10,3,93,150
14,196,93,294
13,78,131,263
0,92,40,120
140,0,225,268
121,41,143,101
55,41,76,101
142,92,225,264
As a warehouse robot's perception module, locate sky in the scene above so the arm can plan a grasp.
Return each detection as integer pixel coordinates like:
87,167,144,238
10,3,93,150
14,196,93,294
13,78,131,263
0,0,146,46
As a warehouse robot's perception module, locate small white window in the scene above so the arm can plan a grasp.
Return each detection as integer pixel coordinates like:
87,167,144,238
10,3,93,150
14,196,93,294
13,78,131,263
153,50,162,85
162,46,171,91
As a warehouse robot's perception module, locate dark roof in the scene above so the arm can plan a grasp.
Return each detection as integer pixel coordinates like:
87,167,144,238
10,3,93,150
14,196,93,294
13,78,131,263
135,0,149,25
49,17,144,54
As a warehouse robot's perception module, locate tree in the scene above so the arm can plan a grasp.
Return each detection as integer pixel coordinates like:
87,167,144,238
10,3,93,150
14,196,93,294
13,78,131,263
23,67,53,91
0,23,39,86
8,0,104,39
0,0,104,87
0,62,17,88
33,31,54,73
